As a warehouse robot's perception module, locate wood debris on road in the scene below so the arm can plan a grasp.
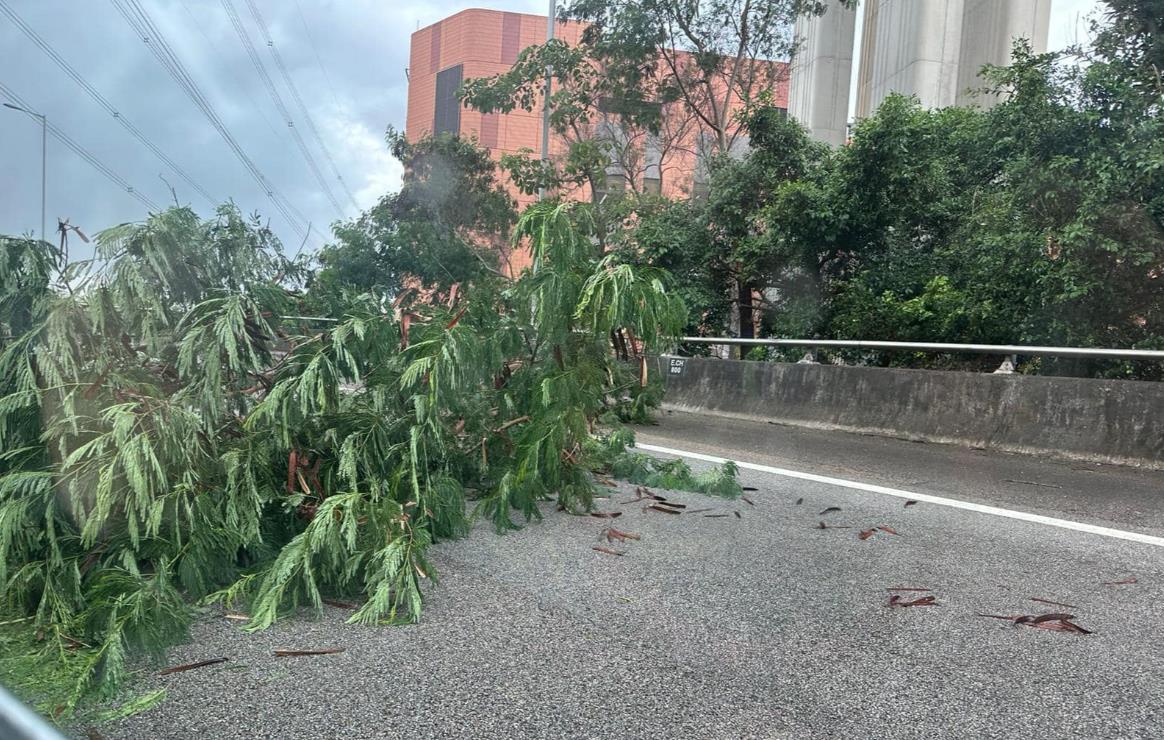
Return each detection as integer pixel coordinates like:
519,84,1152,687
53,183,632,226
273,648,346,657
159,657,229,675
601,527,641,544
888,594,939,607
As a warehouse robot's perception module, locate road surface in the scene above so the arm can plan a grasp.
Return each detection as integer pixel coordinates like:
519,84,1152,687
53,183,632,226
100,412,1164,739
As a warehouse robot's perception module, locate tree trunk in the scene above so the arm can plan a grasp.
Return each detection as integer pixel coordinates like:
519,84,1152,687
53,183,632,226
737,280,755,340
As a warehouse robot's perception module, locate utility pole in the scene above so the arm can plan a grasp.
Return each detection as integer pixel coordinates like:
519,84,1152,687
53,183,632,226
539,0,555,200
3,102,47,244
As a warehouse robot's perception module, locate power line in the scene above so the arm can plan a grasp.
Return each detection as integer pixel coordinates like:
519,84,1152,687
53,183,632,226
116,0,310,237
108,0,310,242
0,0,217,208
219,0,344,218
177,0,285,143
293,0,342,110
245,0,360,211
0,81,162,213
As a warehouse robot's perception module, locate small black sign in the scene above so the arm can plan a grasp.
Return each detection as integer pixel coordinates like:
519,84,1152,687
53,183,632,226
668,357,687,376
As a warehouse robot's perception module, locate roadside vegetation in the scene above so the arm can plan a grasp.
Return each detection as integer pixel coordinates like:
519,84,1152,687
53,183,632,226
459,0,1163,378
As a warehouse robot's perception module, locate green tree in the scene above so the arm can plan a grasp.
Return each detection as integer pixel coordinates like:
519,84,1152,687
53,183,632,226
312,128,517,307
622,101,830,340
561,0,853,153
702,102,829,338
762,33,1162,376
0,197,730,710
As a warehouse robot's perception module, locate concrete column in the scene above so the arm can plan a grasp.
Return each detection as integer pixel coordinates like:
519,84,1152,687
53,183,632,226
855,0,966,118
788,2,858,147
955,0,1052,107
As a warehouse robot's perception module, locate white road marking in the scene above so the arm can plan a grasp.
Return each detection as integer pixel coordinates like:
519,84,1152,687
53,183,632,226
634,442,1164,548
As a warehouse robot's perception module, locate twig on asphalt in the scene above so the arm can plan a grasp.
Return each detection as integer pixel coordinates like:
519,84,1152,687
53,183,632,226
1004,479,1063,489
888,594,939,607
159,658,229,675
273,648,346,657
601,527,641,543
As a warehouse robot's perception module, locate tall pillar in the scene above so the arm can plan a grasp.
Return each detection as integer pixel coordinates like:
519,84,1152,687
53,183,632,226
855,0,965,118
788,2,858,147
956,0,1052,107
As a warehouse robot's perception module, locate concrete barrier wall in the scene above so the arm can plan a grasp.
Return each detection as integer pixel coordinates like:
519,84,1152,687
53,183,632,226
657,357,1164,469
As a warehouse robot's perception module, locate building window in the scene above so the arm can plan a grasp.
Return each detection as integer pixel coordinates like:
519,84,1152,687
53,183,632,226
594,172,626,203
692,132,715,201
643,133,662,195
434,65,463,135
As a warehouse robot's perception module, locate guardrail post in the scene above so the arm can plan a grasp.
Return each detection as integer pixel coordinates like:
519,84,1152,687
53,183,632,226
993,354,1017,374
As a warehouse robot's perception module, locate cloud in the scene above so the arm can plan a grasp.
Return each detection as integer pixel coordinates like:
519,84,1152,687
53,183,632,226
318,102,402,213
0,0,542,256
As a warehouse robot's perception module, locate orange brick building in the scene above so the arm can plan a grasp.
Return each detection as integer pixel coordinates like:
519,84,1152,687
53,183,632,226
402,8,791,197
405,8,788,275
406,9,583,204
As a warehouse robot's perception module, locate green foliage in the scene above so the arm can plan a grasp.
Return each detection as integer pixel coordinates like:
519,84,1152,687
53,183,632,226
613,100,829,337
802,39,1163,376
641,5,1163,378
93,689,167,723
0,194,691,709
588,428,742,498
0,618,100,718
312,129,516,306
561,1,854,151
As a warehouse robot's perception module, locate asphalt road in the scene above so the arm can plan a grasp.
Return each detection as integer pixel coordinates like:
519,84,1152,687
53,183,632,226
641,410,1164,536
99,413,1164,739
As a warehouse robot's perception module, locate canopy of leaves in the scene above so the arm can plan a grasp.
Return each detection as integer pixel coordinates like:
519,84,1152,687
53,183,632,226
0,196,715,711
636,2,1163,378
560,0,853,151
312,128,517,306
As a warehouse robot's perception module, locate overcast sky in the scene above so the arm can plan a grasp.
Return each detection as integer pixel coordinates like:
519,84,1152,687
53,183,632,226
1,0,1102,257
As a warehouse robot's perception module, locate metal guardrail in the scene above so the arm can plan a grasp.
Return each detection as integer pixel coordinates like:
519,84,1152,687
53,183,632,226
0,685,65,740
678,337,1164,362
